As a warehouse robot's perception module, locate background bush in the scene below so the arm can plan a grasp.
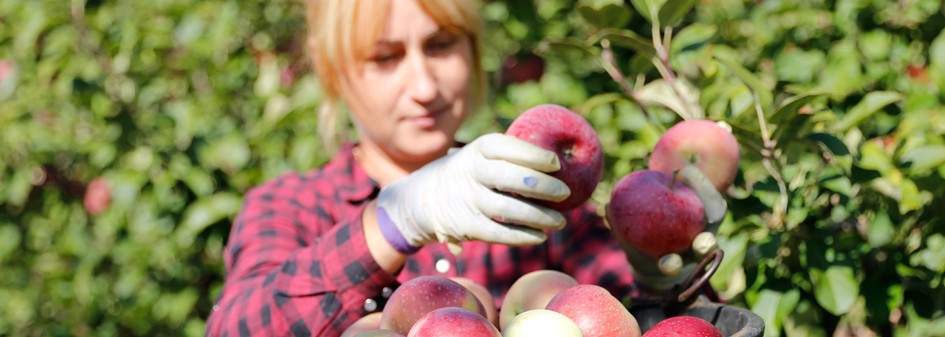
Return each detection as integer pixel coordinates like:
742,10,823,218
1,0,943,336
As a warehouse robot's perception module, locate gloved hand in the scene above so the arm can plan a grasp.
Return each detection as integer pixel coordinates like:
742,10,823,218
375,133,572,253
614,165,726,294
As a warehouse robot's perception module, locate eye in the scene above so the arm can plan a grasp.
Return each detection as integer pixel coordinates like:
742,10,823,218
426,33,461,55
367,45,404,68
371,51,403,65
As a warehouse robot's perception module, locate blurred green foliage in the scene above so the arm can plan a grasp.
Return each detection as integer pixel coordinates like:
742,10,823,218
1,0,944,336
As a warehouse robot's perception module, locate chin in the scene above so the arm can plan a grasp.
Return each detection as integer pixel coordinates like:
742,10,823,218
397,132,454,165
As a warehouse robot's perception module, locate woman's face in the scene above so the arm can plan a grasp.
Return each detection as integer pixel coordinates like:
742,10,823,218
342,0,473,167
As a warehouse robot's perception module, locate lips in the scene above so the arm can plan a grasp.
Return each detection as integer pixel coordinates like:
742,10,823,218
406,106,449,129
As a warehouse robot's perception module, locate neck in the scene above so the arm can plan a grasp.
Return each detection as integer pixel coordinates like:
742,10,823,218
354,141,428,186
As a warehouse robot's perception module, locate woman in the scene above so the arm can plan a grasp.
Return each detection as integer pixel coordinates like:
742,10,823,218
205,0,635,336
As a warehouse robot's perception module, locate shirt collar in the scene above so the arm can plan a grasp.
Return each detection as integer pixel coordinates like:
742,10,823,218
331,142,381,203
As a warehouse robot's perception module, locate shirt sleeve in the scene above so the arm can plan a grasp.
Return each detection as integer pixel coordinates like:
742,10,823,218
205,176,398,337
555,205,635,299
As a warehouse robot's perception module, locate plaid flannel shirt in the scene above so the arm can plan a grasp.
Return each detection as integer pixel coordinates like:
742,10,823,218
205,142,634,337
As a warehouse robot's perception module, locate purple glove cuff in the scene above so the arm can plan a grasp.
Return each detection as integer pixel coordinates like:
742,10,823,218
376,207,421,255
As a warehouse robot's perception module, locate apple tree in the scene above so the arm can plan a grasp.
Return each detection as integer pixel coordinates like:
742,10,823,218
481,0,945,335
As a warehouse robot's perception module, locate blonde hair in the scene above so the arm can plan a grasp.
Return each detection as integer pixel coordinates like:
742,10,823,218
306,0,486,152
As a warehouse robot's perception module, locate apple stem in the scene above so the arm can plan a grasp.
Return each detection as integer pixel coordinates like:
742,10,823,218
669,169,680,191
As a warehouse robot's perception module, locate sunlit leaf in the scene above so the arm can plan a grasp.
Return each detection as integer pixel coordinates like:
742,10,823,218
784,300,828,337
634,78,704,119
577,2,632,29
589,28,656,58
868,211,895,247
831,91,902,133
658,0,696,27
715,55,774,112
900,145,945,174
812,266,859,315
179,192,242,242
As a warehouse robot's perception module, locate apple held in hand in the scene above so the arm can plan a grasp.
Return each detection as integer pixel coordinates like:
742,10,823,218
380,276,486,335
499,269,579,330
545,284,642,337
642,316,722,337
406,307,501,337
606,170,705,258
649,119,740,193
502,309,584,337
506,104,604,211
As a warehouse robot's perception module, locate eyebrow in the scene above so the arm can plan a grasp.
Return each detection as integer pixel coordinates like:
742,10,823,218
373,28,455,45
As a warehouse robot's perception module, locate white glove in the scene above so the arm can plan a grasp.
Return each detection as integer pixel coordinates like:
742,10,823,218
376,133,572,251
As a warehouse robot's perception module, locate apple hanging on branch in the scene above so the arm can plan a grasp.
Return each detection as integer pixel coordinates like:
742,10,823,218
648,119,740,193
606,119,738,289
506,104,604,211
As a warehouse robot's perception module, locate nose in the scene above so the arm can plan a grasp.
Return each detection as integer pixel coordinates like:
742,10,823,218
406,53,438,103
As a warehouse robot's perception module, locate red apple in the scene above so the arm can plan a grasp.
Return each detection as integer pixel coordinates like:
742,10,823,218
0,60,13,82
545,284,642,337
606,170,705,258
498,269,578,330
642,316,722,337
502,309,584,337
84,177,111,215
506,104,604,211
342,312,384,337
649,119,740,193
406,307,501,337
450,277,498,327
380,276,486,335
500,52,545,85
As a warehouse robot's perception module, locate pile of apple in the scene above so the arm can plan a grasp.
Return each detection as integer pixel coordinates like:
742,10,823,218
341,271,723,337
342,105,739,336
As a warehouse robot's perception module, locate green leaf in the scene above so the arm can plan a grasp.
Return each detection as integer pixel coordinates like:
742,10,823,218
536,38,596,58
900,144,945,174
589,28,656,58
770,88,831,124
178,192,243,245
858,141,894,173
831,91,902,133
868,211,895,247
898,178,923,214
711,233,749,298
628,0,662,24
715,55,774,112
669,23,716,55
750,289,799,337
807,133,851,157
784,300,828,337
634,78,704,119
811,266,859,315
577,93,625,116
657,0,696,28
577,2,632,29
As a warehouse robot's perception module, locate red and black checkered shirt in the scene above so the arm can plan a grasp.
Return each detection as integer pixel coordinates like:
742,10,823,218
205,143,635,337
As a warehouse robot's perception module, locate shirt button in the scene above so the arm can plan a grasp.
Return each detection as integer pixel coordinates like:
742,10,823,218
212,305,219,312
363,298,378,312
382,287,394,299
435,258,451,274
